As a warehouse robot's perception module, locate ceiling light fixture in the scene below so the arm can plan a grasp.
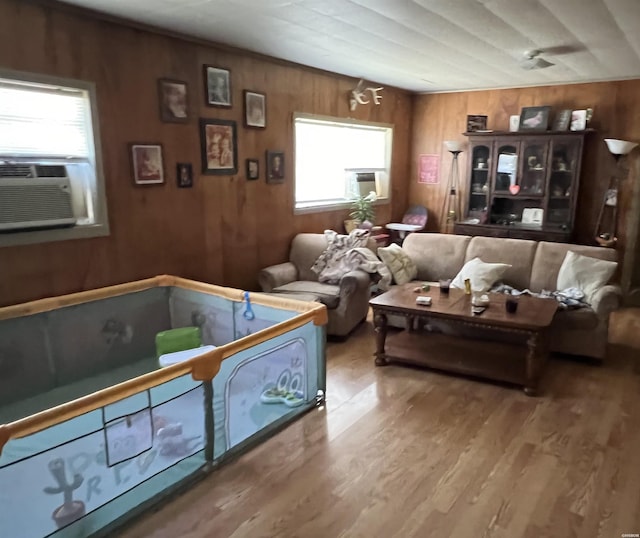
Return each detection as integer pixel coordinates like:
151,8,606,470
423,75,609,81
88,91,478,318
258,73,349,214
520,49,555,70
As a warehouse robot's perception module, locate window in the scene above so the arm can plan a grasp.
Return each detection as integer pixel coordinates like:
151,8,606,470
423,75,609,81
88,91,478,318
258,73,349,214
0,69,108,246
294,114,392,212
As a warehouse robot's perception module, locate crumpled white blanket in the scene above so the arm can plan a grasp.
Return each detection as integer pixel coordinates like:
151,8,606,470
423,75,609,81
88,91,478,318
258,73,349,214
311,230,391,289
490,283,590,309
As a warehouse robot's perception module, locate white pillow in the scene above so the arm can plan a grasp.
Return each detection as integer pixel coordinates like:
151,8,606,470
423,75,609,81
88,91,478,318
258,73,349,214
377,243,418,285
451,257,511,292
557,251,617,303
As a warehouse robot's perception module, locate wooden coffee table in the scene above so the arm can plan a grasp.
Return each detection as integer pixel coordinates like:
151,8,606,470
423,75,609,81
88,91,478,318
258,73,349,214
369,283,558,395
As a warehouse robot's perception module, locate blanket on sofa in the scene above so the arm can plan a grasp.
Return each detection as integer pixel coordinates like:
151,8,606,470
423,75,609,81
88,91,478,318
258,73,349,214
490,283,590,310
311,230,391,290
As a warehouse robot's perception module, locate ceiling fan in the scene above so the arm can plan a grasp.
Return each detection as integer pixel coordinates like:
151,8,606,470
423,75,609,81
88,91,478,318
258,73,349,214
519,49,555,70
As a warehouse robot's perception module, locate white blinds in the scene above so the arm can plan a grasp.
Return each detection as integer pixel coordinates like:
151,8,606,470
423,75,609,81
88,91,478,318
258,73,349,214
0,80,91,158
295,117,390,204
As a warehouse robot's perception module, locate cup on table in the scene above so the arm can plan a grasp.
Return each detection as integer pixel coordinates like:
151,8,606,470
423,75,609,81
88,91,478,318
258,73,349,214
505,296,519,314
439,279,451,294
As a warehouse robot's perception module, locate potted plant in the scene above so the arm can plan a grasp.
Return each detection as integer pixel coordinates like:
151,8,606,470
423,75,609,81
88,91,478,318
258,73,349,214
348,191,377,230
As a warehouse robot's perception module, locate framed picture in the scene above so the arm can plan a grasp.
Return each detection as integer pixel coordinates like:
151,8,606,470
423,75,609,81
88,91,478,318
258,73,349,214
552,109,572,131
466,115,488,132
204,66,231,107
244,90,266,129
158,78,188,123
199,118,237,175
266,150,284,183
176,162,193,188
518,106,551,131
130,144,164,185
246,158,259,180
570,109,587,131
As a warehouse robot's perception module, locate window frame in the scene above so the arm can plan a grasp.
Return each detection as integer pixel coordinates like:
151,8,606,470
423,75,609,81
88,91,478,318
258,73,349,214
0,68,109,248
293,112,393,214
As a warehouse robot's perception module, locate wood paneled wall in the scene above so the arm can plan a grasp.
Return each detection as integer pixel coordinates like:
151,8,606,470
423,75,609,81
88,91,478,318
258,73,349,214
0,0,413,306
411,81,640,262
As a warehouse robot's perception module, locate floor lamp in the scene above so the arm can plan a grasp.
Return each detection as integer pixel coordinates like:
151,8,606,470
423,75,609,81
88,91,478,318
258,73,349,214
440,140,464,233
594,138,638,247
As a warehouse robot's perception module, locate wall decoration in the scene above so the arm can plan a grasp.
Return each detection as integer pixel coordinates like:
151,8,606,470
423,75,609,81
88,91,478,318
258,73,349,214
200,119,238,175
177,163,193,188
552,109,572,131
204,66,231,107
509,115,520,132
246,159,259,180
466,115,488,132
349,79,384,111
418,154,439,184
244,90,266,128
266,150,284,183
518,106,551,131
130,144,164,185
158,78,188,123
570,109,587,131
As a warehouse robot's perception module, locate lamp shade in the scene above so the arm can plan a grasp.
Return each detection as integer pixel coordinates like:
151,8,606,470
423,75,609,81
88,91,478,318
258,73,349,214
604,138,638,156
444,140,463,152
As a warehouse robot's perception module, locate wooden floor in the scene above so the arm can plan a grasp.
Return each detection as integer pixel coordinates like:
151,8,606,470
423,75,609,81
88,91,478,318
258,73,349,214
118,309,640,538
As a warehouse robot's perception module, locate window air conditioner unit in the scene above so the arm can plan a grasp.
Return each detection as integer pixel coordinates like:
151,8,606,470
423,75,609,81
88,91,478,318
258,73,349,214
345,168,382,198
0,164,76,231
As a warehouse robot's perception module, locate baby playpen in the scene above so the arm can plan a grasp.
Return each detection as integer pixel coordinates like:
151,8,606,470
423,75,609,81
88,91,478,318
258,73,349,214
0,276,327,538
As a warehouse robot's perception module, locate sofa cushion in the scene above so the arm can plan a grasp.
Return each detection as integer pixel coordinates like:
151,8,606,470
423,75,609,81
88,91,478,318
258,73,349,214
557,251,618,303
402,233,471,281
377,243,418,285
272,281,340,309
530,242,618,293
465,236,537,290
290,234,333,282
451,257,511,292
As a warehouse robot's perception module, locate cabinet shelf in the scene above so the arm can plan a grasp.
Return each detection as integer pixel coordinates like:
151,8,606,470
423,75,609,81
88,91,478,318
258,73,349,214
458,131,590,242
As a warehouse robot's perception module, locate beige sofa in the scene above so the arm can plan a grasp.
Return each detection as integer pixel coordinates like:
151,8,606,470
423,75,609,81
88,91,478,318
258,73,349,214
400,233,621,360
258,233,375,337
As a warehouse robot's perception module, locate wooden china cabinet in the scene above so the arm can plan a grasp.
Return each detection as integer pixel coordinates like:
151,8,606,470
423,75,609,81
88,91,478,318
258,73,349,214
454,130,592,242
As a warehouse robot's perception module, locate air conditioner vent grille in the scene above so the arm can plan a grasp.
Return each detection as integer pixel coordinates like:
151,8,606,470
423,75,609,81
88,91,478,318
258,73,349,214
0,178,76,230
0,165,33,178
35,165,67,178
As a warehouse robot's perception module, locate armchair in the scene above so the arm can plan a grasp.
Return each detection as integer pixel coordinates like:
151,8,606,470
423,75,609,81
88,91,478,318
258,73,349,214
259,233,374,337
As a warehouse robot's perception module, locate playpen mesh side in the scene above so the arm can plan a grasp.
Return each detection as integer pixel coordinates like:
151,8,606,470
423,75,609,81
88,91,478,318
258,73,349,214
0,374,207,538
0,287,171,416
168,287,299,346
212,320,324,460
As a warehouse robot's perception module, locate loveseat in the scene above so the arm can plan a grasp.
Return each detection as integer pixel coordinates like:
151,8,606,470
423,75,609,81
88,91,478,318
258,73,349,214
398,233,621,360
258,233,377,337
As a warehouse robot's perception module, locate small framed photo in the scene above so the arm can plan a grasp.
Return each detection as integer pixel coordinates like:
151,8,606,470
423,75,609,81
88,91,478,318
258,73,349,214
466,115,488,132
204,66,231,107
176,163,193,188
200,118,238,175
266,150,284,183
244,90,266,129
518,106,551,131
158,78,188,122
246,158,259,180
552,109,572,131
570,109,587,131
130,144,164,185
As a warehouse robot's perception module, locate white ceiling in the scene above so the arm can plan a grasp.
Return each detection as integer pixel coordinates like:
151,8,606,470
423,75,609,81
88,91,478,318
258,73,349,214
61,0,640,93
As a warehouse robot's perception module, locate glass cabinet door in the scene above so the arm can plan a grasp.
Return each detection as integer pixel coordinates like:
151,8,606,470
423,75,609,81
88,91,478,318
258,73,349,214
546,136,581,230
467,141,491,221
493,140,519,193
520,138,549,196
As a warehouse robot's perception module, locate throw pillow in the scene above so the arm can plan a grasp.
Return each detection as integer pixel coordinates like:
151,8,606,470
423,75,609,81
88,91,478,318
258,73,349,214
451,257,512,292
377,243,417,285
556,251,617,304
